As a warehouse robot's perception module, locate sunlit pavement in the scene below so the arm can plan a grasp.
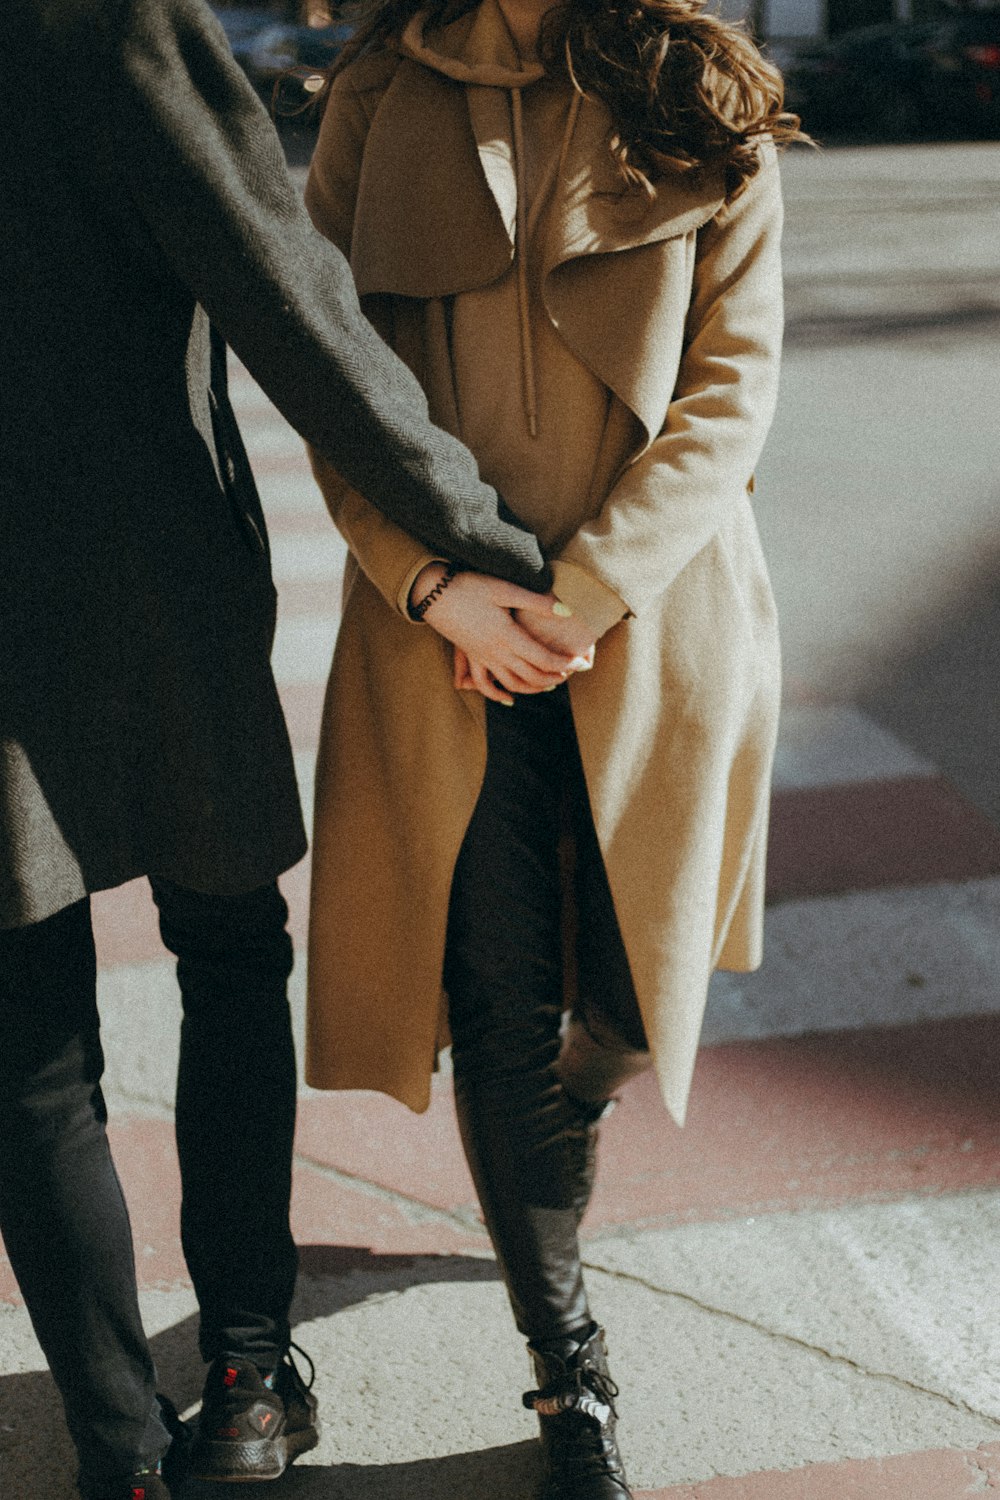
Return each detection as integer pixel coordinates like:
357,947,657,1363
3,142,1000,1499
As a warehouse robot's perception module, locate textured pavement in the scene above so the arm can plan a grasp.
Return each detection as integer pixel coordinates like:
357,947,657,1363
3,143,1000,1499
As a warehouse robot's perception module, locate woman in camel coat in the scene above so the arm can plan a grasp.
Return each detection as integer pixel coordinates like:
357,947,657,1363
304,2,802,1492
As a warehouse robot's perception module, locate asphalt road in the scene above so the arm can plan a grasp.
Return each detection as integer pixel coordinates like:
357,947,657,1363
754,141,1000,821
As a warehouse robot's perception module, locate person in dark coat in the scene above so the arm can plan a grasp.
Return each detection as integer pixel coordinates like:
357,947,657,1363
0,2,569,1496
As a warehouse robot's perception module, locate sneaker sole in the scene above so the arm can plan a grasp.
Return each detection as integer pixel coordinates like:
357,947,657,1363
188,1420,321,1483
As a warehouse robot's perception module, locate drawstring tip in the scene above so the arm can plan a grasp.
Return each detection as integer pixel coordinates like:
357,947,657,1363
528,414,538,439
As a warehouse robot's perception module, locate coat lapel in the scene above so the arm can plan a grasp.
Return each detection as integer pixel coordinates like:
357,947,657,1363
541,93,726,272
540,95,726,440
351,61,727,437
350,61,513,298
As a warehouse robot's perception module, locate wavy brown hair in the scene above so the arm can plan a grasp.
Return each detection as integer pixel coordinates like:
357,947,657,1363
324,0,809,194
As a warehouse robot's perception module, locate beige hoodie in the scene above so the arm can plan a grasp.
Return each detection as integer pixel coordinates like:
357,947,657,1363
398,0,631,620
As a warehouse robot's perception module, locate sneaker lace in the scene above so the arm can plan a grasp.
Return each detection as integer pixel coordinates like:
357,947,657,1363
284,1340,316,1391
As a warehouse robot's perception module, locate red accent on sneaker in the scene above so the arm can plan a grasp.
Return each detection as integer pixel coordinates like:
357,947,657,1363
258,1411,274,1431
218,1426,241,1438
131,1488,145,1500
223,1366,239,1388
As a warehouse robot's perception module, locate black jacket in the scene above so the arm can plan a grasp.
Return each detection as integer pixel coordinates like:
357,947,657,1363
0,0,549,927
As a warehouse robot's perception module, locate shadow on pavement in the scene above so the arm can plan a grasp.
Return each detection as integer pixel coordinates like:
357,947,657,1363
785,301,1000,349
187,1442,540,1500
0,1315,208,1499
0,1250,507,1499
858,534,1000,829
291,1243,500,1321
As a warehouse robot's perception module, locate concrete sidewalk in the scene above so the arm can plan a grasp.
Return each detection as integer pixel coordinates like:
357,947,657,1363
4,143,1000,1497
5,359,1000,1500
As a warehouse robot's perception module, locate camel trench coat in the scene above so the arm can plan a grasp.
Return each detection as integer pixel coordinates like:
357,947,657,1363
305,50,784,1126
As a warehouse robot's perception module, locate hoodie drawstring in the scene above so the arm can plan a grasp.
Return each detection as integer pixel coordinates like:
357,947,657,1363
510,87,538,439
510,86,581,441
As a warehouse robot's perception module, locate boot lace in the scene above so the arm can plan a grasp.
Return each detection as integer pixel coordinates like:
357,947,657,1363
523,1361,619,1424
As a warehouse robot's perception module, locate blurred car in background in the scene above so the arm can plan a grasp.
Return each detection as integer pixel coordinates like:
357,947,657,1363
211,6,282,70
784,23,938,138
920,12,1000,136
784,11,1000,140
243,20,352,116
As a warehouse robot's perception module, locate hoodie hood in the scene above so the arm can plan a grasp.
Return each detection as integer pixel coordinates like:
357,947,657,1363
399,1,579,438
400,0,545,88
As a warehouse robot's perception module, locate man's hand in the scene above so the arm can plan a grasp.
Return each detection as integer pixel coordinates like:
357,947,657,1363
513,607,597,668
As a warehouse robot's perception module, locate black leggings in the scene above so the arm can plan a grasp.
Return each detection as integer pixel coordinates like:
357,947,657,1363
445,686,647,1345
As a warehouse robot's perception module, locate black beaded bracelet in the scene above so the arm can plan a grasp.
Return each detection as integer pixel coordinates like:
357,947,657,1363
410,563,457,622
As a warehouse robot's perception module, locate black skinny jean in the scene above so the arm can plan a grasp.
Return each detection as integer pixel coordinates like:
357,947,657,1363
0,878,297,1496
445,686,647,1347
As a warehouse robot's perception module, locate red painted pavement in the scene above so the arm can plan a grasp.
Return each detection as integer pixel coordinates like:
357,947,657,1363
636,1441,1000,1497
767,775,1000,902
8,1010,998,1303
296,1011,1000,1228
589,1012,1000,1226
295,1080,479,1215
8,989,987,1293
89,768,1000,971
0,1117,185,1306
91,880,164,968
0,1112,486,1307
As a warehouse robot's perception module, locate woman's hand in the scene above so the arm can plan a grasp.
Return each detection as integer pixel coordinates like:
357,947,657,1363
450,605,598,701
410,564,579,704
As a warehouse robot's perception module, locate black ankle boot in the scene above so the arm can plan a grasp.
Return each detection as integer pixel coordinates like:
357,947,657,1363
523,1324,633,1499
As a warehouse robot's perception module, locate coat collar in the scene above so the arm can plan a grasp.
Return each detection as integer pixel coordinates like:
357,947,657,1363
350,57,727,437
541,82,727,276
352,60,725,294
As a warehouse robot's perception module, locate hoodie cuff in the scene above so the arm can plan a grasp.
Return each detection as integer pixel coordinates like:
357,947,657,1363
397,554,448,620
550,560,629,639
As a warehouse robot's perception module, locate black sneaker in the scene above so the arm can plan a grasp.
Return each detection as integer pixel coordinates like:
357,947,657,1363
122,1472,172,1500
82,1464,172,1500
189,1345,320,1481
158,1392,191,1492
80,1396,187,1500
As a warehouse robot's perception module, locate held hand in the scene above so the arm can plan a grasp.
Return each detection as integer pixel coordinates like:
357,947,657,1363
513,608,597,667
452,642,594,700
451,644,513,701
410,564,576,704
453,646,474,691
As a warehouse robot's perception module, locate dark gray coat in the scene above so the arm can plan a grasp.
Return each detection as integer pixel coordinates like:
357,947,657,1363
0,0,549,928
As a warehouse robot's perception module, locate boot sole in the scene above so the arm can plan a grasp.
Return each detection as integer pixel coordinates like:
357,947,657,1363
188,1419,321,1482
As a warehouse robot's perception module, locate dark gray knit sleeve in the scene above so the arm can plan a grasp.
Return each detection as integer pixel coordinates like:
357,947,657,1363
107,0,550,588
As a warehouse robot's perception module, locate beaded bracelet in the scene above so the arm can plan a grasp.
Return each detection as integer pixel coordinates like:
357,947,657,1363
409,562,457,622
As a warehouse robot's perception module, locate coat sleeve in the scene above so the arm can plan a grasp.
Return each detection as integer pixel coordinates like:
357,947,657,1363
106,0,550,591
554,147,784,619
303,61,441,619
